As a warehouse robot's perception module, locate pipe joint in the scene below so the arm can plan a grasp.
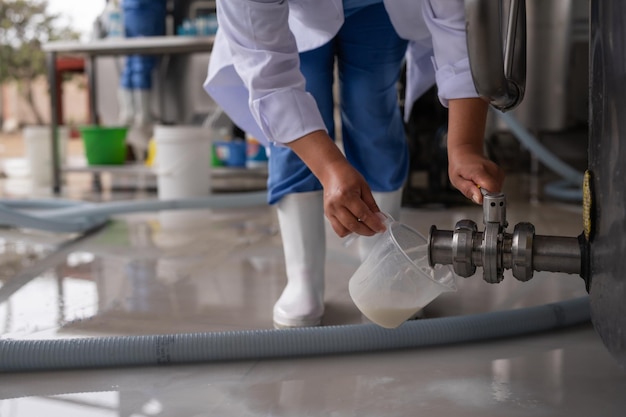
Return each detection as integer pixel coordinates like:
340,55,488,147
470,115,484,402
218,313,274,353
511,222,535,281
452,220,478,277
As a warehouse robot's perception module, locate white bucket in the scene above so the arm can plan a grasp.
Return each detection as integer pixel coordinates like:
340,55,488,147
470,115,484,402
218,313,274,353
153,125,212,229
23,125,69,188
154,125,211,199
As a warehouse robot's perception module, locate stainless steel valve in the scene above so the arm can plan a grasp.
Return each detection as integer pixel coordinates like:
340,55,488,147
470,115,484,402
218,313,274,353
428,190,584,283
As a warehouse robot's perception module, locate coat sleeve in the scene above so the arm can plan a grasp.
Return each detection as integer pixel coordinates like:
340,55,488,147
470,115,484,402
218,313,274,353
215,0,327,144
422,0,479,107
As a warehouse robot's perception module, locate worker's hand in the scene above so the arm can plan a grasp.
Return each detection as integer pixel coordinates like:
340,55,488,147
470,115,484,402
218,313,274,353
320,159,386,237
448,144,505,204
446,98,503,204
286,130,386,237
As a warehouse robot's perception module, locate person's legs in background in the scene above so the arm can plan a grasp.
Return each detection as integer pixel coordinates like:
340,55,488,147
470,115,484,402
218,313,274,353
337,3,409,261
268,42,336,328
119,0,167,159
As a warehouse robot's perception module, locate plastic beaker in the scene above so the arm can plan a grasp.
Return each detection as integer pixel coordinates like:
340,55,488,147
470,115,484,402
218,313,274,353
348,214,457,328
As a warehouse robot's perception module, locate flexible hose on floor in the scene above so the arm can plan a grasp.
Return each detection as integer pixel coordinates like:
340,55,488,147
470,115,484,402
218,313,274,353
0,296,590,372
0,130,591,372
495,111,584,202
0,191,268,233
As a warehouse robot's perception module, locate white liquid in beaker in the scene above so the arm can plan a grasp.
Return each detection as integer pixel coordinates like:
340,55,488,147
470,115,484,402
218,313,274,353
358,305,421,329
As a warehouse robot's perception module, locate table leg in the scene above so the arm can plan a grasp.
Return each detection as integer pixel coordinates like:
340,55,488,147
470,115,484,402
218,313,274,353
86,55,103,192
47,51,61,194
87,56,99,125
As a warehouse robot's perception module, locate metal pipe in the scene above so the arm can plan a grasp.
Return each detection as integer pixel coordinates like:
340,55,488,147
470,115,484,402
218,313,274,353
429,187,582,283
465,0,526,111
504,0,526,93
533,235,581,275
428,227,453,267
429,225,581,280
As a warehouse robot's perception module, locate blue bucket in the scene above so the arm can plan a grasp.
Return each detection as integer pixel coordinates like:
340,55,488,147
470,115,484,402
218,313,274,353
214,141,247,168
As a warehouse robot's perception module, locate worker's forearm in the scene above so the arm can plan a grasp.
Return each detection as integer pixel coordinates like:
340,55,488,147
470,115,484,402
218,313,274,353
286,130,350,185
447,98,489,156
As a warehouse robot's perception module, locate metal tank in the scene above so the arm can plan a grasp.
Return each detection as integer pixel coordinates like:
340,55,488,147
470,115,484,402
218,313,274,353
587,0,626,368
428,0,626,368
478,0,586,131
512,0,575,131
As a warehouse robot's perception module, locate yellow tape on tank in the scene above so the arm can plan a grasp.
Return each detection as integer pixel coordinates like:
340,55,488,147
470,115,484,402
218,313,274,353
583,170,593,241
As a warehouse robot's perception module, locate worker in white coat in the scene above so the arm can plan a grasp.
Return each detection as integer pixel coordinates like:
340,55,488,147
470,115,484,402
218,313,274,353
204,0,504,328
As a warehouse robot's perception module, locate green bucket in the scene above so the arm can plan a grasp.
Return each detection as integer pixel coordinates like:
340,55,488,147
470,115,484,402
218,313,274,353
79,126,128,165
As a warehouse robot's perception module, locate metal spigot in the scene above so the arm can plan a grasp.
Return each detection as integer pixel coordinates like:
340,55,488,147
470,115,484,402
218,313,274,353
428,190,585,284
465,0,527,111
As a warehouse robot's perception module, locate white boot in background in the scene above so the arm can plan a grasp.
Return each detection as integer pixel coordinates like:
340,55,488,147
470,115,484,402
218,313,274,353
118,88,135,126
358,187,404,262
128,89,154,160
273,190,326,328
133,89,153,128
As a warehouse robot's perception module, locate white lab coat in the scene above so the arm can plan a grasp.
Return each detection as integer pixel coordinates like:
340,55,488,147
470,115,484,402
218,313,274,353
203,0,478,146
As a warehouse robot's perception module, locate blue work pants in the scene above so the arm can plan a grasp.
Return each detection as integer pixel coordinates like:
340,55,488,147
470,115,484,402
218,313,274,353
267,3,409,204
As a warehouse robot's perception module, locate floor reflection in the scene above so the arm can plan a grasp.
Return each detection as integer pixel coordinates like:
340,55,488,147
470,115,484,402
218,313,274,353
1,184,624,416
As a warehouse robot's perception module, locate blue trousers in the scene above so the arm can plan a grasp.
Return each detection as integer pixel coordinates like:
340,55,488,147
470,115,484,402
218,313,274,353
267,3,409,204
120,0,167,90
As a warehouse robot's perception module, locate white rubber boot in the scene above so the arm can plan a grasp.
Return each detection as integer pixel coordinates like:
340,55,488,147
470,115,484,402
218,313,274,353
118,88,135,126
133,89,153,128
129,89,154,160
358,187,404,262
273,190,326,328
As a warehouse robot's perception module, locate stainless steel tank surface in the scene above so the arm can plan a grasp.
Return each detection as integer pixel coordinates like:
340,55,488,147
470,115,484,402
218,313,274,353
588,0,626,368
441,0,624,368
